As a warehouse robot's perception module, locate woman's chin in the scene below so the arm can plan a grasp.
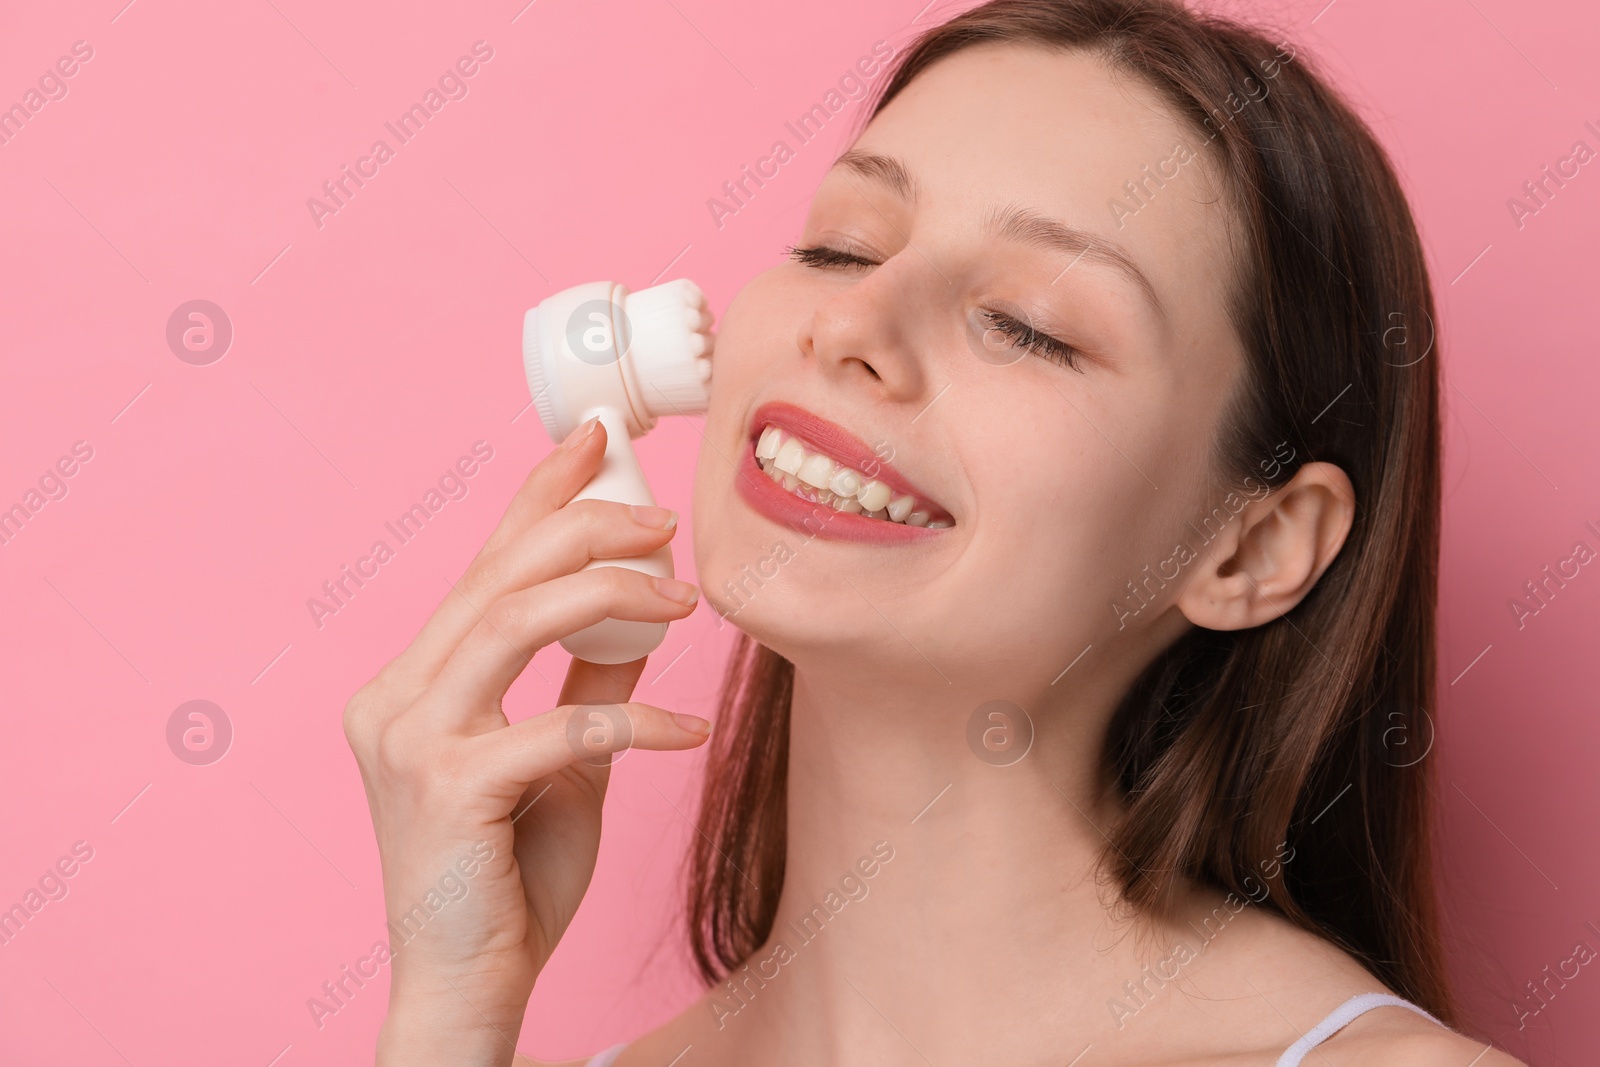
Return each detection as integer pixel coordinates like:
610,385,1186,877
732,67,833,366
699,586,850,665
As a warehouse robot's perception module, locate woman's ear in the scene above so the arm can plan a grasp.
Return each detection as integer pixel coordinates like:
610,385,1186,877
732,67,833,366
1176,462,1355,631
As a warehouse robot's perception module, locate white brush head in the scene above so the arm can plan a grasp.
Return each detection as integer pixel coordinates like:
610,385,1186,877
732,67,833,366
621,278,715,421
521,278,714,441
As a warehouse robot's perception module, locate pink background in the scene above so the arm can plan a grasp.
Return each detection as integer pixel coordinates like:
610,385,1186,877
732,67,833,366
1,0,1596,1063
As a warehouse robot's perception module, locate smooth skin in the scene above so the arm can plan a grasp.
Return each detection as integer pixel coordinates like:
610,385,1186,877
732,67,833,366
351,42,1526,1067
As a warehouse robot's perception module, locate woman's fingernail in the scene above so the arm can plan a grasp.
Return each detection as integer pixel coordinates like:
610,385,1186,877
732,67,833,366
673,713,711,735
653,577,699,605
564,417,600,451
629,505,678,529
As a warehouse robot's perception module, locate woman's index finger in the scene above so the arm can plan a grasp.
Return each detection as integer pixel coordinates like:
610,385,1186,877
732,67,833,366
385,420,607,689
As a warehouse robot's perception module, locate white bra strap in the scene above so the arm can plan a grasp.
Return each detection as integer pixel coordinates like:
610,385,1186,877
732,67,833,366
583,1042,628,1067
1275,992,1447,1067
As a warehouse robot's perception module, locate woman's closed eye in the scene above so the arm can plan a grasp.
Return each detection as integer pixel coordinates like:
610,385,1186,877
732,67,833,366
974,308,1082,371
786,243,876,272
784,243,1085,372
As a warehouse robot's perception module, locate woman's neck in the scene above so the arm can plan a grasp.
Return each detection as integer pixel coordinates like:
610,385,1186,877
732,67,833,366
700,664,1208,1063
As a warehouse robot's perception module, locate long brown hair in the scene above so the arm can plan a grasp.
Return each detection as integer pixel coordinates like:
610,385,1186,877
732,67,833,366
685,0,1449,1025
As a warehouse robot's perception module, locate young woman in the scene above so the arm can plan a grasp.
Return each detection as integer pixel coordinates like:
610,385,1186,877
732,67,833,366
344,1,1528,1063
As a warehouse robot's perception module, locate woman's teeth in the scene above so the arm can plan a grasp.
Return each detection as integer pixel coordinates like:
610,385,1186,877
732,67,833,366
754,425,952,529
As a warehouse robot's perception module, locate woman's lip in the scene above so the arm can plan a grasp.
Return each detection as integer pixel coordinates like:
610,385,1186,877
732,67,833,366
734,441,949,543
747,400,954,519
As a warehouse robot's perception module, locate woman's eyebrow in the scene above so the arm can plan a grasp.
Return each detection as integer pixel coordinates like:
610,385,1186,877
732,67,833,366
986,203,1165,320
835,148,920,203
830,149,1165,321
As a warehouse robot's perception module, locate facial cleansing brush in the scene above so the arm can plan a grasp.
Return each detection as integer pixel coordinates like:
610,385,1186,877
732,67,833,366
521,278,715,664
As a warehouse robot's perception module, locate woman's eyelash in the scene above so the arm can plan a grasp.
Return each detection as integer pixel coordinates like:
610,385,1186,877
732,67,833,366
978,309,1082,371
785,243,875,271
785,244,1084,372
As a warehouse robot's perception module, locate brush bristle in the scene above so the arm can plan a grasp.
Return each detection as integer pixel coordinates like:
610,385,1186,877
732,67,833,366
626,279,714,418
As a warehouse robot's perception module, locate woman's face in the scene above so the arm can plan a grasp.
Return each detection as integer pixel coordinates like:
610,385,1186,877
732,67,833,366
691,43,1246,695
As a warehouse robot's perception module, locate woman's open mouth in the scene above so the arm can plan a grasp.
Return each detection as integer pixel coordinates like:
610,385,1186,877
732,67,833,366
733,400,955,543
753,426,953,527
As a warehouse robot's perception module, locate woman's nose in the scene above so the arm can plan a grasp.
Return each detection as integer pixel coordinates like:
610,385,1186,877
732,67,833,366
796,268,931,402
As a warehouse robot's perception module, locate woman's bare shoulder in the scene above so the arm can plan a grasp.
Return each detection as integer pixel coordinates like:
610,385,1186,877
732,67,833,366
1317,1014,1526,1066
1187,902,1525,1066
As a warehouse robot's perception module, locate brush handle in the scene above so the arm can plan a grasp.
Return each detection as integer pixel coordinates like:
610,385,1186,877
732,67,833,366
559,406,675,664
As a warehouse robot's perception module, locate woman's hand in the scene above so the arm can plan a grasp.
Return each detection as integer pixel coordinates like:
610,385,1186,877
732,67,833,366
342,417,710,1067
